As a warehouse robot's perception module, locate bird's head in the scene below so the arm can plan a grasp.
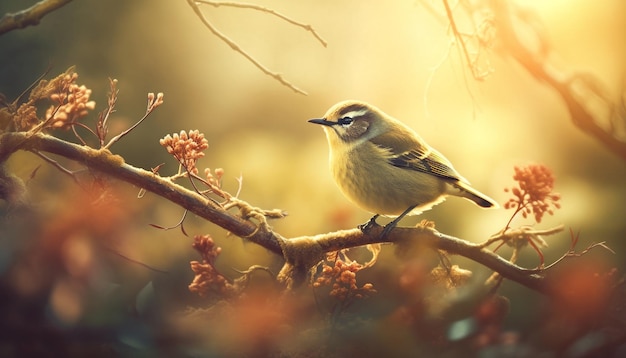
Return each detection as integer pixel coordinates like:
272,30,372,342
308,100,392,149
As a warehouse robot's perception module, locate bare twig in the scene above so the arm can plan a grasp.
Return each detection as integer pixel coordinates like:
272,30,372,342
186,0,318,95
189,171,230,200
149,209,190,237
103,93,162,150
0,0,73,36
543,228,616,270
97,78,119,147
101,245,168,274
442,0,478,80
33,150,80,185
480,225,565,249
196,0,327,47
424,41,454,120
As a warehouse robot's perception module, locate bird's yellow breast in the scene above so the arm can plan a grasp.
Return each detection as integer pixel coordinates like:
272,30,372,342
329,142,447,216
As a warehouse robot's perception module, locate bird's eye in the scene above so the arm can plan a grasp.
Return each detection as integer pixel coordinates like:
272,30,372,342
338,116,353,126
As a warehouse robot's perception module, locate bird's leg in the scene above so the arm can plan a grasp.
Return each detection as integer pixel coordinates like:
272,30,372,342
379,205,417,240
358,214,380,232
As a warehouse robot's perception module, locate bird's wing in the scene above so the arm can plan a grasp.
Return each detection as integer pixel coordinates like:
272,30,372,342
369,128,464,182
389,148,463,181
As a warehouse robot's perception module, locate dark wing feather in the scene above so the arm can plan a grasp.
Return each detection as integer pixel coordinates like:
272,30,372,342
389,149,461,181
369,127,463,182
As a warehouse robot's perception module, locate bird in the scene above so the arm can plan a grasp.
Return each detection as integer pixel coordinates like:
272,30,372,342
308,100,497,237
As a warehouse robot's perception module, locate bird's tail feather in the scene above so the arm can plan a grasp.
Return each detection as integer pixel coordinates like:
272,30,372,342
452,181,499,209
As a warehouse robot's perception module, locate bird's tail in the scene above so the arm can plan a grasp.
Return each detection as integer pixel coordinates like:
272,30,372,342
451,181,499,209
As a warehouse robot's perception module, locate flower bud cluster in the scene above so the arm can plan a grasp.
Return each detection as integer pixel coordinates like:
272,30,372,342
159,130,209,174
504,164,561,223
45,72,96,128
313,259,376,302
188,235,235,298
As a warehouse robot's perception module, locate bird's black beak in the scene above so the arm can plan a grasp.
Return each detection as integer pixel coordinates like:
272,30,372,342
308,118,335,126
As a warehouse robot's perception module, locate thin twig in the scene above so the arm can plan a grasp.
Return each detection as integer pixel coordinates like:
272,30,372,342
442,0,483,81
9,67,52,110
70,121,96,145
424,41,453,120
234,174,243,198
479,225,564,249
97,78,119,147
103,94,160,150
101,245,168,274
150,209,189,236
424,0,484,122
543,228,616,270
186,0,310,95
27,103,61,135
33,150,80,185
189,171,230,200
543,241,614,271
196,0,327,47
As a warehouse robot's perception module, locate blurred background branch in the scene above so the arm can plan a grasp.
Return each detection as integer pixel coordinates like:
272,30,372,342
442,0,626,160
186,0,326,94
0,0,73,36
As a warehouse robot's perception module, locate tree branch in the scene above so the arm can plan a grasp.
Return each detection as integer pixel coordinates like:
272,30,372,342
186,0,319,95
293,224,548,293
437,0,626,160
0,0,73,36
0,131,551,293
195,0,327,47
0,131,282,254
490,1,626,161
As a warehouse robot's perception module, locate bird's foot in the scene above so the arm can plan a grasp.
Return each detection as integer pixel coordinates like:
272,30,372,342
358,214,380,232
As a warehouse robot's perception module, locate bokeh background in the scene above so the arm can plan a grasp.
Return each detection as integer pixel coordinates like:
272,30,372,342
1,0,625,356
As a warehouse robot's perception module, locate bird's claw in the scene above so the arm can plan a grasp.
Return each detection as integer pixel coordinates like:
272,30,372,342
358,214,380,232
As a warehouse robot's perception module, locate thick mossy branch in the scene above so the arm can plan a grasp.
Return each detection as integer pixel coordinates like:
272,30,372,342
0,131,282,254
1,131,549,293
285,224,548,293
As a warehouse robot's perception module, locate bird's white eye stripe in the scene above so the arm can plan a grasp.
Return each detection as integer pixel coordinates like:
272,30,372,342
341,109,369,120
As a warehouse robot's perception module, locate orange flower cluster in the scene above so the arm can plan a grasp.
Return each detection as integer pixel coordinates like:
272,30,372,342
313,259,376,302
45,72,96,128
192,234,222,263
159,130,209,174
15,104,38,130
9,68,95,130
188,235,236,298
504,164,561,223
